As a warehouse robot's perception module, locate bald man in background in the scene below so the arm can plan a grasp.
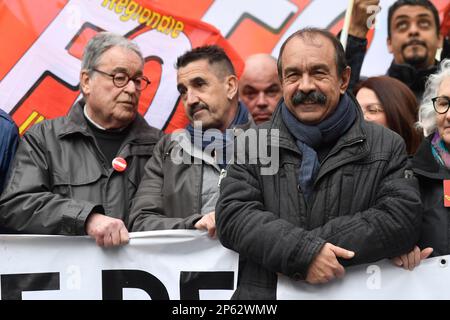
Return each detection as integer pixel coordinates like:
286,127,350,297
239,54,282,124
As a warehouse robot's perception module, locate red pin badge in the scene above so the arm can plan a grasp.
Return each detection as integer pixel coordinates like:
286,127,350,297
112,157,127,172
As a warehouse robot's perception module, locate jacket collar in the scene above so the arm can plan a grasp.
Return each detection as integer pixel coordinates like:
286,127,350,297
176,116,253,170
265,94,368,158
387,60,438,99
57,99,160,144
412,134,450,179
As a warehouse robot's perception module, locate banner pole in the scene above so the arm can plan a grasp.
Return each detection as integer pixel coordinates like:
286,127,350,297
340,0,355,51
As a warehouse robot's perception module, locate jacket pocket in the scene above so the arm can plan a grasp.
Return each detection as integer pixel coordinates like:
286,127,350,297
52,169,103,199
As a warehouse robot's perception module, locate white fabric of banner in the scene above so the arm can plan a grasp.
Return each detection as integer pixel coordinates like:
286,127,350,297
277,255,450,300
0,230,238,300
1,230,449,300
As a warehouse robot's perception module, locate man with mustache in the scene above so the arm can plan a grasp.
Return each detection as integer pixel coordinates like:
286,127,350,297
239,54,282,124
346,0,445,99
129,45,251,237
215,28,422,299
0,32,162,246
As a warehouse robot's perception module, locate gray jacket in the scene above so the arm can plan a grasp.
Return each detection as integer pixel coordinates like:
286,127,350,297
216,97,422,299
0,101,162,234
129,122,252,231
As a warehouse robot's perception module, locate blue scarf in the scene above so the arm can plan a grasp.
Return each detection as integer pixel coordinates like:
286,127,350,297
281,93,356,202
186,102,249,169
431,131,450,169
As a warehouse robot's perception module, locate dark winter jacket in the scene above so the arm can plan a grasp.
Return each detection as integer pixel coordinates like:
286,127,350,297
0,101,162,234
216,95,422,299
412,135,450,256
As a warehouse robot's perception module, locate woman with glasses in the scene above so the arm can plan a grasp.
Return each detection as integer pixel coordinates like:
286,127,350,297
354,76,422,154
392,59,450,270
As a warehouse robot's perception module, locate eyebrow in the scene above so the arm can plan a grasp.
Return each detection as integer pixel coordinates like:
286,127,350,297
311,64,330,72
190,76,206,84
111,67,143,76
394,13,432,21
283,67,300,75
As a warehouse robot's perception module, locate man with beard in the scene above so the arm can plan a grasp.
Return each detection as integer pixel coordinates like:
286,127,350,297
346,0,445,99
215,28,422,299
239,54,282,124
129,45,251,237
0,32,162,246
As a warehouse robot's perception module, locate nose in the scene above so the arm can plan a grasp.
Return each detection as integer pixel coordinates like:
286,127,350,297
256,92,268,108
408,22,420,36
185,89,199,106
123,78,138,94
445,107,450,121
298,74,315,94
363,113,372,122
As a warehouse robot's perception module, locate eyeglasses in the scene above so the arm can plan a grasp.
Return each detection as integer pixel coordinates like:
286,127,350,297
361,104,384,115
432,96,450,114
92,68,150,91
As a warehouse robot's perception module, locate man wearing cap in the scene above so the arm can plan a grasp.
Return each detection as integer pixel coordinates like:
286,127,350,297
0,32,162,246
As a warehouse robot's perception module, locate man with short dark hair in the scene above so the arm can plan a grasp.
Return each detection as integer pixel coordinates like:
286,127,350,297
0,32,162,246
216,28,422,299
129,45,251,236
347,0,446,99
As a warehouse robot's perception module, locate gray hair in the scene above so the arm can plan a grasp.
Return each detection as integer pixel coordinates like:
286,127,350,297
417,59,450,136
81,32,144,73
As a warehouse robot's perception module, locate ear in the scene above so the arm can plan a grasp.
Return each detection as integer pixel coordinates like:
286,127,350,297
387,37,394,54
438,33,444,49
339,66,351,94
225,74,238,100
80,70,91,96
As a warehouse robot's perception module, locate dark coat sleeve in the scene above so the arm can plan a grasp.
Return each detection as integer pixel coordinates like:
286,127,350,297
128,136,203,231
216,161,326,280
309,136,422,266
0,117,19,195
344,34,368,92
0,129,98,235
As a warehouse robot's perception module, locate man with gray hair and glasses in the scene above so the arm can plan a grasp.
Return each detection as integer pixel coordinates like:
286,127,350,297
0,32,162,246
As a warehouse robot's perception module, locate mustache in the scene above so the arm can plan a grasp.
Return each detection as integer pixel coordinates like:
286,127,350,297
188,102,209,118
402,39,427,50
291,91,327,106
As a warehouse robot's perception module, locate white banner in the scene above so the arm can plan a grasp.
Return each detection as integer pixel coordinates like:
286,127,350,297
0,230,239,300
2,230,449,300
278,255,450,300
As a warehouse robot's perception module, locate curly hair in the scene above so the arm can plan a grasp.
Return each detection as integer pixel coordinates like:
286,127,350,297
417,59,450,136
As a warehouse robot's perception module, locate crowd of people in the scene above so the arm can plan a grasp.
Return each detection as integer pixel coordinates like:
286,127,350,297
0,0,449,299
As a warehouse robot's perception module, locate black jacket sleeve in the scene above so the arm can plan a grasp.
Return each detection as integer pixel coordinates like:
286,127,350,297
309,136,422,265
344,34,368,91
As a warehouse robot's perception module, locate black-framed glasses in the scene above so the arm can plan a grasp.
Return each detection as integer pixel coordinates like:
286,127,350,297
92,68,150,91
432,96,450,114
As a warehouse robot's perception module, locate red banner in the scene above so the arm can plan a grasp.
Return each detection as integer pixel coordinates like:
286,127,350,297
0,0,244,134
